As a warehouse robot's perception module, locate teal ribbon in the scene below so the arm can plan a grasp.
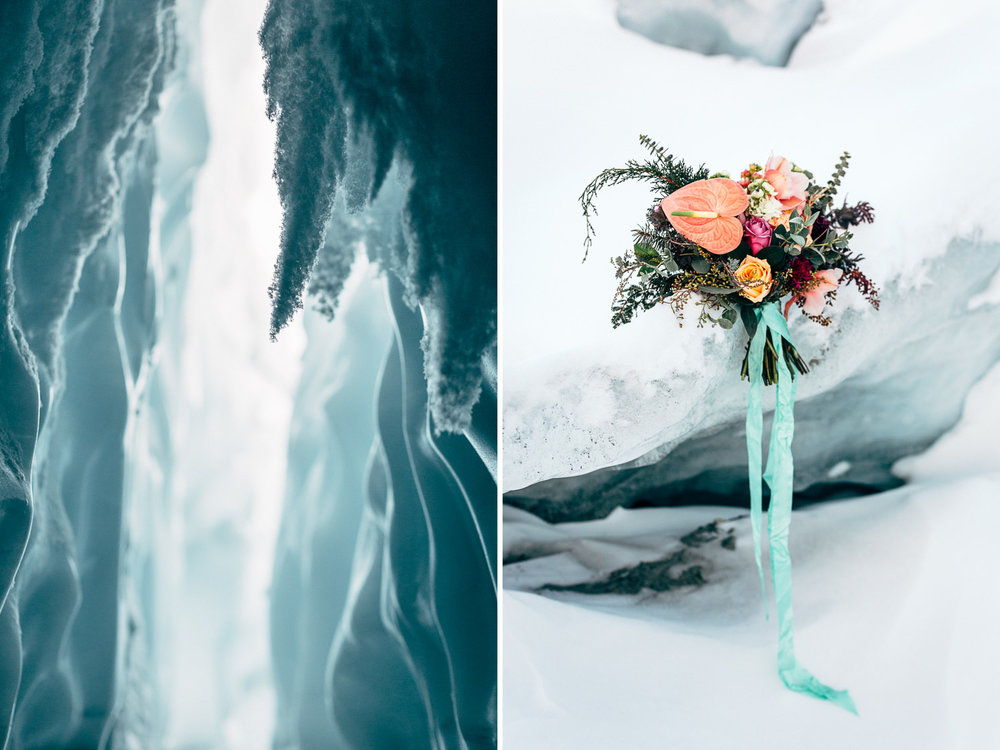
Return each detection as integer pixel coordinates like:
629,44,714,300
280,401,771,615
745,302,857,714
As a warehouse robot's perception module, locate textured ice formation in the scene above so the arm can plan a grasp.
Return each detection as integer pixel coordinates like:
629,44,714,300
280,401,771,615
270,265,498,750
259,0,497,433
257,0,499,746
0,1,177,747
615,0,823,66
2,0,498,747
331,279,496,748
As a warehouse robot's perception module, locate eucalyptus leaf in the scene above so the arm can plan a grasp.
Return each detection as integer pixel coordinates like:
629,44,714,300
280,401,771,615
789,233,806,245
803,247,823,265
718,316,735,330
786,244,801,256
691,256,710,274
658,255,679,273
699,285,738,294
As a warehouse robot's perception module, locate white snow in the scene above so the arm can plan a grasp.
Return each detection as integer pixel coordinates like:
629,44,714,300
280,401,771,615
502,0,1000,491
504,376,1000,745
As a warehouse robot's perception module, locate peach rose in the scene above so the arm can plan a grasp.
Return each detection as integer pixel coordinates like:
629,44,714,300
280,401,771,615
764,155,808,211
735,255,773,302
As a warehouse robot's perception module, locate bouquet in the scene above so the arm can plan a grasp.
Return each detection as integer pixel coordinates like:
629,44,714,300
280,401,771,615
582,137,879,714
582,136,878,385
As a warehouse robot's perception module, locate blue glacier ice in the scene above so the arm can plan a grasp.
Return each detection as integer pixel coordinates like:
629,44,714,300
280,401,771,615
0,0,497,747
260,0,498,745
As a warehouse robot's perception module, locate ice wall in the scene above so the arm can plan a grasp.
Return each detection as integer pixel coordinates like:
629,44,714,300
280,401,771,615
258,0,499,747
269,264,392,749
323,277,496,749
0,1,178,747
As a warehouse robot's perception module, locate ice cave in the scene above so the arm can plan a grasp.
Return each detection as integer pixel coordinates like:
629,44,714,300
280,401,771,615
0,0,496,748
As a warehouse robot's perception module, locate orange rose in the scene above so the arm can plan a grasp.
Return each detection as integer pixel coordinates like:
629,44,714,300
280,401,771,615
735,255,773,302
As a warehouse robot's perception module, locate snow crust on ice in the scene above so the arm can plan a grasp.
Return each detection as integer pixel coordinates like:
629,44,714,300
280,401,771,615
502,0,1000,493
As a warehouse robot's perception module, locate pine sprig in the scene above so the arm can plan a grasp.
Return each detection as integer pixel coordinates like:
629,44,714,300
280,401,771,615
581,135,708,261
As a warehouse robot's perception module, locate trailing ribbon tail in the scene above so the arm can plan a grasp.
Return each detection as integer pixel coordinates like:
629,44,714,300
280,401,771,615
747,303,857,714
745,310,769,611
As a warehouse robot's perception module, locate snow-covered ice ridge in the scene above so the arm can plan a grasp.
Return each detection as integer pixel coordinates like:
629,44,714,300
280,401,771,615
502,0,1000,500
507,235,1000,521
260,0,497,435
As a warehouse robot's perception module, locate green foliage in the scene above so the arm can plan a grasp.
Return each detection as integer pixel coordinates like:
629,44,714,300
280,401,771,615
581,135,709,261
634,243,662,264
610,277,672,328
814,151,850,213
584,140,878,346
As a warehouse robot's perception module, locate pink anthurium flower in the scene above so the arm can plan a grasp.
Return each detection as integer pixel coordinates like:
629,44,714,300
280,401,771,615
764,155,808,211
659,178,750,254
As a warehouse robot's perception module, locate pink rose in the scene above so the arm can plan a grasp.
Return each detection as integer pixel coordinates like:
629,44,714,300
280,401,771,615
742,216,773,254
764,155,808,211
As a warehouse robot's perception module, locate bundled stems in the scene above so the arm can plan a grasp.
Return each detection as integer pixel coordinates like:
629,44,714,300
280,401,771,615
740,331,810,386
